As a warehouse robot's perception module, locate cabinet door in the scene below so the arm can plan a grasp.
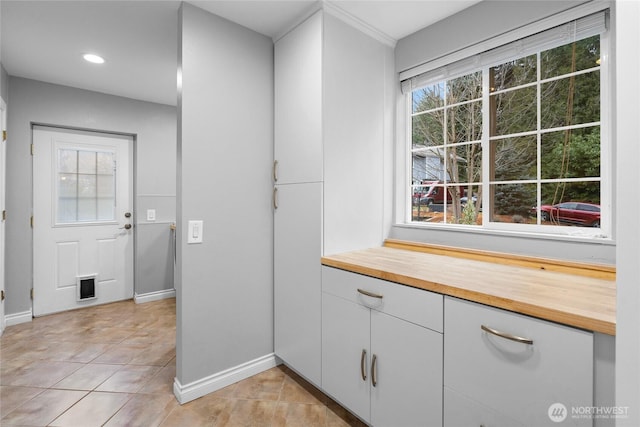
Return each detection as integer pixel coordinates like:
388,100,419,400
444,387,526,427
274,182,322,386
274,11,322,184
370,310,443,427
322,292,371,423
445,297,593,426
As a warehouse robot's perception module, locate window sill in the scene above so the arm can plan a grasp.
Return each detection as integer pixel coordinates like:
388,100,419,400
393,221,615,247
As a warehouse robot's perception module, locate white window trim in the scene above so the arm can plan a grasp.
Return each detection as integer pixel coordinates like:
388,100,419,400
395,3,613,242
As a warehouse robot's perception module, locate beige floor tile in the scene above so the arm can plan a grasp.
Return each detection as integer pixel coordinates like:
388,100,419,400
0,388,87,426
326,401,368,427
0,298,364,427
0,385,45,415
95,364,160,393
215,399,278,427
80,326,140,344
279,373,328,405
1,360,84,388
91,342,148,364
47,341,113,363
0,339,52,361
53,363,123,391
232,367,286,401
49,391,132,427
272,402,328,427
121,328,176,345
159,394,233,427
138,364,176,395
0,358,34,382
129,342,175,366
104,393,179,427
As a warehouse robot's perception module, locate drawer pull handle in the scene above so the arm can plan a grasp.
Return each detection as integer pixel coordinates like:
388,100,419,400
357,289,383,299
371,354,378,387
360,349,367,381
481,325,533,345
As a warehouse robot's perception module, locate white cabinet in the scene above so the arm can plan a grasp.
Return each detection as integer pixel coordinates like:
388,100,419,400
274,183,322,385
322,292,371,419
444,387,526,427
274,11,322,185
444,296,594,427
273,11,323,385
322,266,443,426
273,8,389,387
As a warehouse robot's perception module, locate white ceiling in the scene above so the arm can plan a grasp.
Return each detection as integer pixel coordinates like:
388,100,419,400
0,0,479,106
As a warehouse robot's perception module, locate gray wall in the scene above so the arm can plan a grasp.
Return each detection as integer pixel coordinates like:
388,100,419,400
6,77,176,315
391,0,615,265
176,3,273,386
1,64,8,102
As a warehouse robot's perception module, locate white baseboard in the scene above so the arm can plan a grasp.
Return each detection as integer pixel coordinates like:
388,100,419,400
5,309,33,327
134,289,176,304
173,353,280,404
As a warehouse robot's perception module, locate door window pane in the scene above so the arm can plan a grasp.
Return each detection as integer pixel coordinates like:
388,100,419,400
57,149,115,223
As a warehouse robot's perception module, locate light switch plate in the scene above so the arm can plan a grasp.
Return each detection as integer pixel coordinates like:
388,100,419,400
147,209,156,221
187,220,203,244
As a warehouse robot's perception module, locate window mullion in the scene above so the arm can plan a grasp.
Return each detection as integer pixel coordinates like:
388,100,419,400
481,68,491,227
536,51,542,225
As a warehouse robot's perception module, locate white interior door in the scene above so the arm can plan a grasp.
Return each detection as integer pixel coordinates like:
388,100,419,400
33,126,133,316
0,99,6,334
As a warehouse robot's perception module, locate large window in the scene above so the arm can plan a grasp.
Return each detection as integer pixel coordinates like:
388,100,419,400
406,12,608,237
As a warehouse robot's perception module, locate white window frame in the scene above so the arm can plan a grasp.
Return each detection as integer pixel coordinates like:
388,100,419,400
396,5,613,241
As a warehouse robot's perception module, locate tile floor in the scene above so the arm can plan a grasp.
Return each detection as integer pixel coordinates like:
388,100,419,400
0,298,365,426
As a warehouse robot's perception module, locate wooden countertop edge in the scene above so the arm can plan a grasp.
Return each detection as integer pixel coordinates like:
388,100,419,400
384,239,616,280
321,256,616,336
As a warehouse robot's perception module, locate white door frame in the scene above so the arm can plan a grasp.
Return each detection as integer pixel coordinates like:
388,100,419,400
0,97,6,334
31,124,136,315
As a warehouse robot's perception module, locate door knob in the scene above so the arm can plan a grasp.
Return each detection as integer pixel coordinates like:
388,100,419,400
119,224,132,230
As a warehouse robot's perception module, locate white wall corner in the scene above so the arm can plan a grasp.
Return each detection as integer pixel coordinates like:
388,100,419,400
321,1,396,48
173,353,280,404
134,289,176,304
5,309,33,327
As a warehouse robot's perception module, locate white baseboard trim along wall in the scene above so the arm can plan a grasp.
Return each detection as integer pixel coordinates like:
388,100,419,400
134,289,176,304
173,353,280,404
5,309,33,327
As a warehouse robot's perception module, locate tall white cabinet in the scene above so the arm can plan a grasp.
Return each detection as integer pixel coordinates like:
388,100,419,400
274,11,323,387
274,9,390,387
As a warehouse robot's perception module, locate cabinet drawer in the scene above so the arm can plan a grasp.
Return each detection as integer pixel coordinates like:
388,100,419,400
322,266,443,332
444,387,525,427
444,296,593,427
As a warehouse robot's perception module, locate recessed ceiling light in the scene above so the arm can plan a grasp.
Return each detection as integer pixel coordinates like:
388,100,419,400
83,53,105,64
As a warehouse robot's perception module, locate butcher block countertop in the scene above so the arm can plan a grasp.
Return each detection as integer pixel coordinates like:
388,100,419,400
321,239,616,336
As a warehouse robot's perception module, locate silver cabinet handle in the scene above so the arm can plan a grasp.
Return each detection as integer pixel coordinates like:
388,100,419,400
273,187,278,210
357,289,383,299
371,354,378,387
360,349,367,381
481,325,533,345
273,160,278,182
